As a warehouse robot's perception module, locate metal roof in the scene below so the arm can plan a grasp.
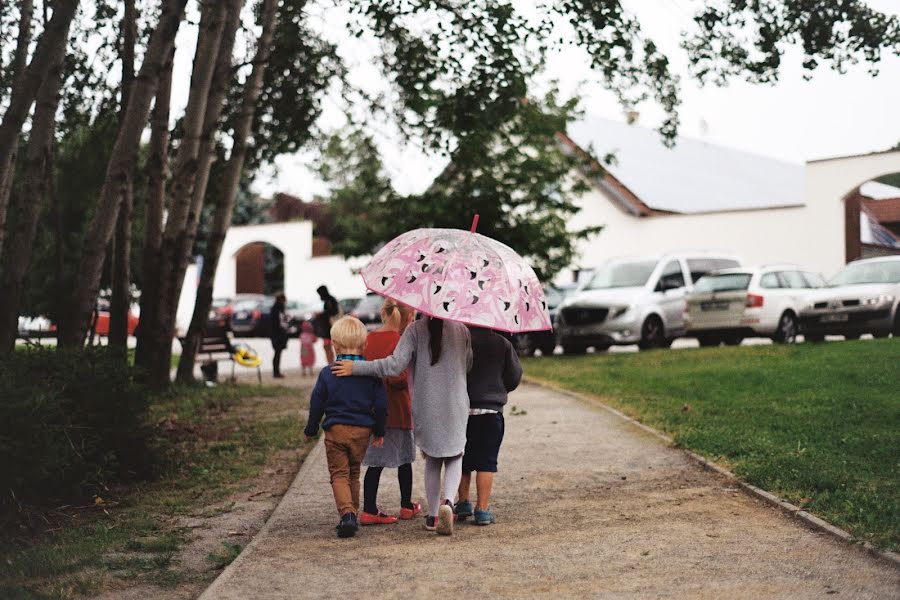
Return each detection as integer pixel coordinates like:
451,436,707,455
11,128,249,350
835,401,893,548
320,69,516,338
566,117,805,214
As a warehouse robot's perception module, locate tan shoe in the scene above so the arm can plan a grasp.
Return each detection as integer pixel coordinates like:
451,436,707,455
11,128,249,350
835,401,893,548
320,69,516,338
436,503,453,536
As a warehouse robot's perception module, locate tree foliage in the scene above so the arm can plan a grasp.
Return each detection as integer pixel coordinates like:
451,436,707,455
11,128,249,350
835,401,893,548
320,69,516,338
322,91,601,281
685,0,900,85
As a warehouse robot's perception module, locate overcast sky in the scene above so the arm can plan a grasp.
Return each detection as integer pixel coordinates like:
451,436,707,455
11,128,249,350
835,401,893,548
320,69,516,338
169,0,900,200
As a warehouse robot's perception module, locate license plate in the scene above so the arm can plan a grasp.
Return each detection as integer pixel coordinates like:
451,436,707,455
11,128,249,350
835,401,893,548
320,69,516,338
700,301,729,311
235,311,248,320
821,313,848,323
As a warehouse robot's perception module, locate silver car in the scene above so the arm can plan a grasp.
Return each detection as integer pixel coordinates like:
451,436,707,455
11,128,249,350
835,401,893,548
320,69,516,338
555,253,741,353
799,256,900,341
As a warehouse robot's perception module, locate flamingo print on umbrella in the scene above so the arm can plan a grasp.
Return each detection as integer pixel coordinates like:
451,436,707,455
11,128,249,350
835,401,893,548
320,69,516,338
361,217,552,333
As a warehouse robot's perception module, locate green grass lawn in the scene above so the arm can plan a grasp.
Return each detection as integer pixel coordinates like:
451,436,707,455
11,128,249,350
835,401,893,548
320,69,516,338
523,338,900,551
0,383,311,599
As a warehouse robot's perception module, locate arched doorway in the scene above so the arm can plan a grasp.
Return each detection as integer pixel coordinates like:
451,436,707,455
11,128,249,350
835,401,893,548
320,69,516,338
235,242,285,295
843,175,900,263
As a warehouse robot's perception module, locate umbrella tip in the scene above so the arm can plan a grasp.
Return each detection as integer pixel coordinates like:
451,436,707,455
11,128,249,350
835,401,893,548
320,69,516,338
470,214,480,233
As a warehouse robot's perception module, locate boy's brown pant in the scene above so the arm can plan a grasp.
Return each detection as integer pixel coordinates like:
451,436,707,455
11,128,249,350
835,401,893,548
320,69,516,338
323,424,371,516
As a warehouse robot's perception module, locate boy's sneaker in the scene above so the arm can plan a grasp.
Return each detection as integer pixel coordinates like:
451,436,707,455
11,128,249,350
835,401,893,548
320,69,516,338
336,512,358,538
474,507,495,526
424,515,437,531
360,511,398,525
454,499,473,520
399,502,422,520
436,501,454,536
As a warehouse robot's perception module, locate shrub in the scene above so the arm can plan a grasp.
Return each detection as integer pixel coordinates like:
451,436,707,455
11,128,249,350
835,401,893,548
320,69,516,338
0,347,152,516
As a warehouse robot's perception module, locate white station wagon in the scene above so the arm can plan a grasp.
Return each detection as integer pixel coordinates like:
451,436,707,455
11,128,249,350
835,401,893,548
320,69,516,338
684,265,825,346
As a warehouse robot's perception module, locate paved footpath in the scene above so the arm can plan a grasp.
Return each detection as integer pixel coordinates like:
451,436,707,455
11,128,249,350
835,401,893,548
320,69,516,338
201,384,898,599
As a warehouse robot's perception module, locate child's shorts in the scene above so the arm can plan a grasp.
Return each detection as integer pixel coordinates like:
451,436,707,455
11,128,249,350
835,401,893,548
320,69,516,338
462,412,505,473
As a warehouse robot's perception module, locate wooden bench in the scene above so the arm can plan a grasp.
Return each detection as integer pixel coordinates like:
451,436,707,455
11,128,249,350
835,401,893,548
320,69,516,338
181,323,261,384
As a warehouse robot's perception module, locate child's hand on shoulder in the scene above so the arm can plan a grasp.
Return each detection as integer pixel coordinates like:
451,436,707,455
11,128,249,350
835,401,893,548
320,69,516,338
331,360,354,377
371,436,384,448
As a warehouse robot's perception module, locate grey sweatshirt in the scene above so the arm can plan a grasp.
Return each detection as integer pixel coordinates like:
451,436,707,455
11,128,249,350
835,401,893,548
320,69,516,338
467,327,523,411
351,318,473,457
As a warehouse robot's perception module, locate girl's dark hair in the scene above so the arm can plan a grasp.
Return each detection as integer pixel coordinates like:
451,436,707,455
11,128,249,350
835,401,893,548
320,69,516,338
427,317,443,365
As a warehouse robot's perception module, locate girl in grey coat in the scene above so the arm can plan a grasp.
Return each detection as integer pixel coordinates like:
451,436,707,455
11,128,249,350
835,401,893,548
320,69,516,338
333,316,472,535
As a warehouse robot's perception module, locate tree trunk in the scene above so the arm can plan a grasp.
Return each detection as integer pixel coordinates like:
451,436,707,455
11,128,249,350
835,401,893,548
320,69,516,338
58,0,187,349
0,0,39,260
177,0,280,382
0,29,67,353
142,1,230,389
0,0,77,206
168,0,246,383
134,46,175,369
109,0,138,353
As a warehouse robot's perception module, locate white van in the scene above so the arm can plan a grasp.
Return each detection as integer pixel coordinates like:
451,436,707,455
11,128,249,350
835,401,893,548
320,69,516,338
555,253,741,353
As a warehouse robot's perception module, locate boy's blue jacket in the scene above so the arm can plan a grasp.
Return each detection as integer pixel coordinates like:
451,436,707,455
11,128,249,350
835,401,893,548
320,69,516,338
304,365,387,438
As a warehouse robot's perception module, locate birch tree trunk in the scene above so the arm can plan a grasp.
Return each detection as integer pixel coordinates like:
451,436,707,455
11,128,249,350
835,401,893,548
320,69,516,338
109,0,138,353
177,0,280,381
165,0,246,382
0,23,68,353
0,0,43,260
142,1,231,388
58,0,188,349
134,47,175,369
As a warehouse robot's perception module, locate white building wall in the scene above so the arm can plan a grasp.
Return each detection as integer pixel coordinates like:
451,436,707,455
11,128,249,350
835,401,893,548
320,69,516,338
565,151,900,283
173,221,371,333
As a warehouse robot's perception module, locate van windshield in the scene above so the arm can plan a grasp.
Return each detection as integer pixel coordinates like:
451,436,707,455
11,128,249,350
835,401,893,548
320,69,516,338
694,273,752,293
829,260,900,286
585,260,658,290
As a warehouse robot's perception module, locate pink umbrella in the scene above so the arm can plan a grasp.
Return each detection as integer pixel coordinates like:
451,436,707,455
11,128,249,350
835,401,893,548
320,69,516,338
361,216,552,333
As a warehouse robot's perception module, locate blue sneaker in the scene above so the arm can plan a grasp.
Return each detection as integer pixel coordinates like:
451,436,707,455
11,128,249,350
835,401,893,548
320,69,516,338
454,500,473,520
474,507,495,526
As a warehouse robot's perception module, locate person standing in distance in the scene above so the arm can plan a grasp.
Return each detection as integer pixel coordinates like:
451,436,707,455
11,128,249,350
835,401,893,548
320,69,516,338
316,285,341,364
270,292,290,379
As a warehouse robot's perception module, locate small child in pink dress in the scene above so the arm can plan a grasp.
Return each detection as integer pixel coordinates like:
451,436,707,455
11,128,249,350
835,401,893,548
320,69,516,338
300,320,317,376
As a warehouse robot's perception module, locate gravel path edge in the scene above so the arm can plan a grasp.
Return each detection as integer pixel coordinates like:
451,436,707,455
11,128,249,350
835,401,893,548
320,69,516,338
523,375,900,570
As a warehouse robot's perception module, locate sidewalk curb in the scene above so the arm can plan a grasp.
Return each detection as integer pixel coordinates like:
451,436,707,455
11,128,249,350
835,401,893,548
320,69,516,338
198,437,327,599
523,377,900,570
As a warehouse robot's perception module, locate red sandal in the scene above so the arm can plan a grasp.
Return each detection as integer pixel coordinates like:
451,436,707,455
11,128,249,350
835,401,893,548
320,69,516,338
398,502,422,520
359,511,398,525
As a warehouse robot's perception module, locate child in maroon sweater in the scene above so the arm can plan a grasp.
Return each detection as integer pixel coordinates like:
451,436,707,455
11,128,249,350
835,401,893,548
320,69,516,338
359,300,420,524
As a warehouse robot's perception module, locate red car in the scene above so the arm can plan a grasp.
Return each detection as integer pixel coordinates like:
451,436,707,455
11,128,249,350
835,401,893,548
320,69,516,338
92,299,139,336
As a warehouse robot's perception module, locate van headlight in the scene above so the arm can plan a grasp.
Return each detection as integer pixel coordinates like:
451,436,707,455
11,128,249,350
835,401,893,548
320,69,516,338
610,305,630,319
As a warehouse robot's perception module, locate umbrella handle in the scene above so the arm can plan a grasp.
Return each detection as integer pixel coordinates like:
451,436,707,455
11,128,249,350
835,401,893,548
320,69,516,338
470,214,479,233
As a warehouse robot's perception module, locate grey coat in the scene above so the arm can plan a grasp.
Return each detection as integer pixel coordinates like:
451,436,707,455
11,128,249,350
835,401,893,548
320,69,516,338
352,318,472,457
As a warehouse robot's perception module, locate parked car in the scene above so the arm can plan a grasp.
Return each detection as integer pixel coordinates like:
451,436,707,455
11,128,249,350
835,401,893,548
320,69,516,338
211,297,235,318
351,293,385,331
799,256,900,341
17,315,56,337
339,297,362,315
555,253,741,353
230,294,276,337
512,284,577,356
92,299,140,336
684,265,825,346
286,299,322,332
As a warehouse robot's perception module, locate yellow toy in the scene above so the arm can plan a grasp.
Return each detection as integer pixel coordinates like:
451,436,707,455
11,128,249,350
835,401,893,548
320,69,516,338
232,344,262,368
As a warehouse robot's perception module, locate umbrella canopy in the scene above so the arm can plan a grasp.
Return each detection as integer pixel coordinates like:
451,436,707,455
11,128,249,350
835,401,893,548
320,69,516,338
361,226,552,333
